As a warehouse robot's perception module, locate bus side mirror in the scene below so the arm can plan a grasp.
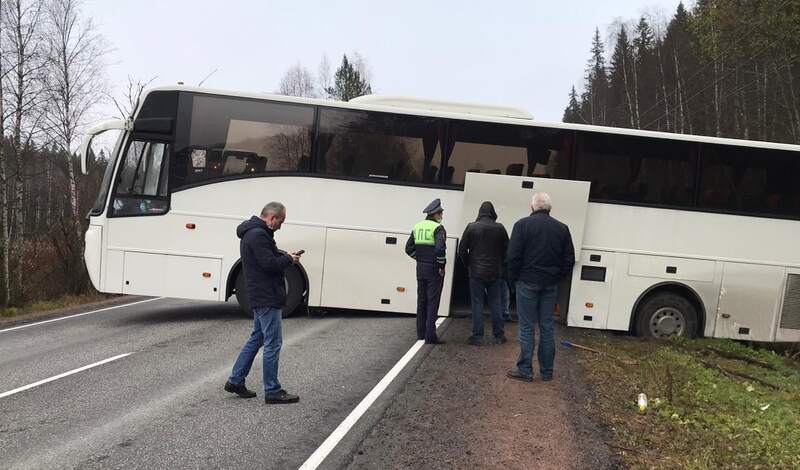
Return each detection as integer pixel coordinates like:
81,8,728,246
79,118,131,175
79,133,94,175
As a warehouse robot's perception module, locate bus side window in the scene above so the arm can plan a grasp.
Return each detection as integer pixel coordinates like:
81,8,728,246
111,140,170,217
445,120,571,186
700,144,800,217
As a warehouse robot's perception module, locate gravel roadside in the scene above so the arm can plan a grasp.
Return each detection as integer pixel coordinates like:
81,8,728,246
346,317,621,470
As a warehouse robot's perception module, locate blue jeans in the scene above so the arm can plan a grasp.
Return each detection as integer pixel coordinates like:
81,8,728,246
500,280,511,320
229,307,283,394
515,281,557,379
469,278,504,340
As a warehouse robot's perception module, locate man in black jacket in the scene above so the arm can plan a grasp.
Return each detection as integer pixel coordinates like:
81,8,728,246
506,193,575,382
459,201,509,345
225,202,302,404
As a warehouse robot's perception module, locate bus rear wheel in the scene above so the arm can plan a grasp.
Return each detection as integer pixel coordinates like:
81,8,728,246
235,266,305,319
635,292,698,339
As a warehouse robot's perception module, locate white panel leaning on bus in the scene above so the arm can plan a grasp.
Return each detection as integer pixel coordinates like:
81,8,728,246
79,85,800,343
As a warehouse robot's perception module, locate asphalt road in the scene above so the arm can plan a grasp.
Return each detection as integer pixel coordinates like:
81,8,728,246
0,298,427,470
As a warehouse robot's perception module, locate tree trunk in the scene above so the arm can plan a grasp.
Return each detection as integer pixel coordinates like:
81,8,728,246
622,52,636,128
658,48,670,132
775,60,799,143
785,52,800,143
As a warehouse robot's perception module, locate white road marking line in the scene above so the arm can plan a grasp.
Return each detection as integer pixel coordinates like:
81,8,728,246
298,317,448,470
0,353,133,399
0,297,164,334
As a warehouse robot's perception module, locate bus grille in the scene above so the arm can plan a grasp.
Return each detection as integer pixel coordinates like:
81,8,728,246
780,274,800,330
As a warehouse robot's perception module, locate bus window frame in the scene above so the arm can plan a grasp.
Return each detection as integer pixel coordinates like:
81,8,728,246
162,91,800,221
108,135,173,218
88,129,128,218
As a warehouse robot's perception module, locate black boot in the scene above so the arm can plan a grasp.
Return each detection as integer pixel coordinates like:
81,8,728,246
224,381,257,398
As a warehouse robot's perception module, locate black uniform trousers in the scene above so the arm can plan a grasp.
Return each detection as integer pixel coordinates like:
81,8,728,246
416,263,443,341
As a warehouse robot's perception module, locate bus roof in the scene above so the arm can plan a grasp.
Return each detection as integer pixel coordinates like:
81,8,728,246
141,84,800,153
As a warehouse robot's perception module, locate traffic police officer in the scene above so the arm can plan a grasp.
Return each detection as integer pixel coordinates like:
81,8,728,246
405,198,447,344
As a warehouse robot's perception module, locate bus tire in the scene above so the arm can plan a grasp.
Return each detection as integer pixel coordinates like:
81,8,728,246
234,266,305,319
635,292,698,339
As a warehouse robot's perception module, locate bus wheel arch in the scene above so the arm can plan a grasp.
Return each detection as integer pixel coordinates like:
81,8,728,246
228,256,309,318
631,282,705,338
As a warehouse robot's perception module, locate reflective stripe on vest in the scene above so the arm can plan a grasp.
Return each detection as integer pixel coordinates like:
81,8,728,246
412,219,440,246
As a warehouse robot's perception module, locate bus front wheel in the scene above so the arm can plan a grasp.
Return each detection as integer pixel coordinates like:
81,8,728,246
235,266,305,319
635,292,698,339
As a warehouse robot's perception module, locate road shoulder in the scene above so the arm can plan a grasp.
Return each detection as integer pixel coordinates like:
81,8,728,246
346,318,620,469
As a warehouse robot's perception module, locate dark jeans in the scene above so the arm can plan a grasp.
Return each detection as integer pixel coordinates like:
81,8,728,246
515,281,557,379
228,307,283,393
417,277,443,341
469,277,504,340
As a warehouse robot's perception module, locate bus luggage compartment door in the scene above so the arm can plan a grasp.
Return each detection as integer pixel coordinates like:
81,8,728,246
460,173,590,321
459,173,590,258
122,251,222,301
320,227,456,315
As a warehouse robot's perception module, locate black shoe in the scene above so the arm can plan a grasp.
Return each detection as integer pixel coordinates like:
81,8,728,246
425,338,446,345
265,389,300,404
506,370,533,382
504,317,518,323
494,336,508,345
541,375,553,382
224,381,257,398
467,337,482,346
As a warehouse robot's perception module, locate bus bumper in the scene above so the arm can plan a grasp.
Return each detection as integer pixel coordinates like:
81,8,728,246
84,224,103,290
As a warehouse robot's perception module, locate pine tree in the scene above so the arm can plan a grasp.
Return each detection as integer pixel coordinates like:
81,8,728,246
632,17,656,128
583,28,610,125
609,25,636,127
326,54,372,101
562,85,584,123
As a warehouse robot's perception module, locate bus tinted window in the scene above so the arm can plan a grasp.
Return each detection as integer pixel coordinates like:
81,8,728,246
576,132,697,207
700,144,800,217
317,108,442,184
445,121,571,185
172,95,314,190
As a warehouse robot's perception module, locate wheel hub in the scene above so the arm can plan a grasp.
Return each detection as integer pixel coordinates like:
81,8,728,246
649,307,686,337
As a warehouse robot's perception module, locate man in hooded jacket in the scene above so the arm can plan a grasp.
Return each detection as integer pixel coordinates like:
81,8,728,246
458,201,509,345
224,202,302,404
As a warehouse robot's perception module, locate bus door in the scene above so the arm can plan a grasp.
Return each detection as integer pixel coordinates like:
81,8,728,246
459,173,590,322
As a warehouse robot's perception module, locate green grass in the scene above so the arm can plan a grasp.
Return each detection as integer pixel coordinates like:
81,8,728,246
0,293,111,318
576,334,800,469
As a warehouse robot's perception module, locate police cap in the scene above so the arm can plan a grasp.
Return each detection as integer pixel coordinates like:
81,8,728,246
423,198,443,215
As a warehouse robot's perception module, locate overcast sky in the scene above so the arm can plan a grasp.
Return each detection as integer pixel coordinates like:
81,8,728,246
84,0,686,124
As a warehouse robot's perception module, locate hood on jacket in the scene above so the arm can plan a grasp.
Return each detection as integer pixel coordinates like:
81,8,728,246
237,216,268,239
476,201,497,221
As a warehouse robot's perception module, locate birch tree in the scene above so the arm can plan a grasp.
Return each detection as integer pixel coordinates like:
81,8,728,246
43,0,108,241
3,0,46,304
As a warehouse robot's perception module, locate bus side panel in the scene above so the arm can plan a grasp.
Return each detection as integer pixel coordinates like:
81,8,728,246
320,228,456,315
714,262,785,342
605,253,723,333
103,249,125,294
122,252,221,301
567,249,616,330
273,224,327,308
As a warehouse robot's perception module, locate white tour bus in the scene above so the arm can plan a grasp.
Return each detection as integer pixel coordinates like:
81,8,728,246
80,85,800,342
